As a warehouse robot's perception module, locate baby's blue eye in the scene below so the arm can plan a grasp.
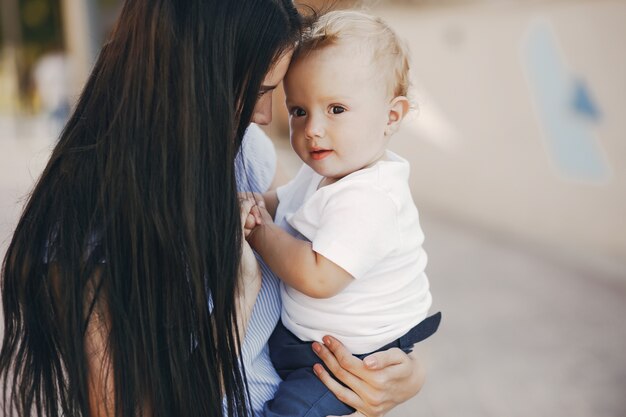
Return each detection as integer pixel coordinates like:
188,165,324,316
331,106,345,114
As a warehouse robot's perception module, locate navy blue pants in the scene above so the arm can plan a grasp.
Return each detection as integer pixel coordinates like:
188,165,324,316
263,312,441,417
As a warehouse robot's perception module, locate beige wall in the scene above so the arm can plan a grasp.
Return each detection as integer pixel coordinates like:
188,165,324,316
376,1,625,266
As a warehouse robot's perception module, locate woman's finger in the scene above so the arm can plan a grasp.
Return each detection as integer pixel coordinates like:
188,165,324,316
312,364,365,412
362,348,408,371
253,192,266,208
320,336,370,378
238,191,253,202
239,198,254,225
313,339,367,389
239,191,266,208
240,198,259,240
313,339,394,414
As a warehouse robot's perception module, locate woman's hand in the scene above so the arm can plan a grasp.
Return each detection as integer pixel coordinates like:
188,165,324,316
239,196,261,278
312,336,425,417
239,192,265,237
236,196,263,340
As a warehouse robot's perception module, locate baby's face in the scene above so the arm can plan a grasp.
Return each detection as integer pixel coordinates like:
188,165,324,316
283,44,393,182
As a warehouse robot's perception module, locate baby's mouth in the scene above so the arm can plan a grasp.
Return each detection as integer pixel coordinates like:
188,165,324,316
310,149,333,161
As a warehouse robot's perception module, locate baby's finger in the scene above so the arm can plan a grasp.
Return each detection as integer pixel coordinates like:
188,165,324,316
244,214,257,236
250,206,263,224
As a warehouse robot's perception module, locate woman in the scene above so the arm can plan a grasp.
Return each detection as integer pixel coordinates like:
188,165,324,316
0,1,424,416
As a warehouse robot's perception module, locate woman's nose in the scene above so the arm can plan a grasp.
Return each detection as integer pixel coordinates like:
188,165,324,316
251,95,272,126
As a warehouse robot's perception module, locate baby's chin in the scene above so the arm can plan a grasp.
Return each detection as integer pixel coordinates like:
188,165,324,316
311,166,357,185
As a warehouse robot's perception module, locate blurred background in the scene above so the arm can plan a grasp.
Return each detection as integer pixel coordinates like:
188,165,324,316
0,0,625,416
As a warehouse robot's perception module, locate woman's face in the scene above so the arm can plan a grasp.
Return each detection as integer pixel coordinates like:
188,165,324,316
251,51,293,125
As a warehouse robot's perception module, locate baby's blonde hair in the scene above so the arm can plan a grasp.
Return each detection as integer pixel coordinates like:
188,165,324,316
295,10,411,98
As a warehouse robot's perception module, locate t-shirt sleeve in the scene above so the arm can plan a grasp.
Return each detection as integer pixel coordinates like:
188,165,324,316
310,185,400,279
236,124,277,193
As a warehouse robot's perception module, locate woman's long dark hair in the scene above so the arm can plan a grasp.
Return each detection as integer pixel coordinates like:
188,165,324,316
0,0,301,416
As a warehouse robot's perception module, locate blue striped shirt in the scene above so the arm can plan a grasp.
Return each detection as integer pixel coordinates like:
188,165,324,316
236,124,283,415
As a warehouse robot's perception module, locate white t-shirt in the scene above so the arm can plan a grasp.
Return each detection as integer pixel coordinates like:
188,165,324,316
275,150,432,354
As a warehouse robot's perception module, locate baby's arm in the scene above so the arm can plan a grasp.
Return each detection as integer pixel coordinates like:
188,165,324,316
261,190,278,219
237,191,278,219
247,206,353,299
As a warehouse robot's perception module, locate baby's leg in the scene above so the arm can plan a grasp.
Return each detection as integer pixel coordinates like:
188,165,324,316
263,367,353,417
266,313,443,416
267,321,354,416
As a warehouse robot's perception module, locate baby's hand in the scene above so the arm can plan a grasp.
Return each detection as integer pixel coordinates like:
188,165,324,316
249,204,274,227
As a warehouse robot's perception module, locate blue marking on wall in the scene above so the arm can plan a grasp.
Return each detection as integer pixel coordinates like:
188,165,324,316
522,19,609,182
572,78,601,121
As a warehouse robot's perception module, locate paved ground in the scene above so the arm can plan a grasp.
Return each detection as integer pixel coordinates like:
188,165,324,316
389,214,626,417
2,118,626,417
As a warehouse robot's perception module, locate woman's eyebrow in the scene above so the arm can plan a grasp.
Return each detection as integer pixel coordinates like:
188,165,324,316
260,84,278,92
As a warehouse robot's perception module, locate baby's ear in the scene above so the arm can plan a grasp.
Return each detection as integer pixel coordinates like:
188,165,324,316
385,96,410,136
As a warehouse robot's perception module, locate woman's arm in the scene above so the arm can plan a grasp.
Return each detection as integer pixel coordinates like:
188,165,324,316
84,282,116,417
312,336,425,417
51,265,117,417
